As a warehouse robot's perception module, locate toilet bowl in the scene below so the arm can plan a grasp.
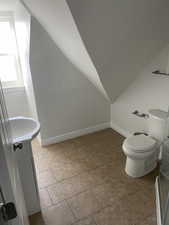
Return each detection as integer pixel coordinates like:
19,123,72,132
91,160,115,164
122,109,169,178
123,134,159,177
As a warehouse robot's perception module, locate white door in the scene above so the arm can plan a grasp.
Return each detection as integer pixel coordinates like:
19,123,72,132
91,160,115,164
0,81,29,225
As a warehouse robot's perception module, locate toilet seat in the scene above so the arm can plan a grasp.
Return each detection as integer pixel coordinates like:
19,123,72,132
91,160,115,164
123,134,157,153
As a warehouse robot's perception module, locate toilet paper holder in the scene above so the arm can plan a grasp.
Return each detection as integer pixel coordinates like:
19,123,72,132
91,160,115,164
132,110,149,119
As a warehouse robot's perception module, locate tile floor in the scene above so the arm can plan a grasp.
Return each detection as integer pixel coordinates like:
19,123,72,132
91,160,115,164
29,129,157,225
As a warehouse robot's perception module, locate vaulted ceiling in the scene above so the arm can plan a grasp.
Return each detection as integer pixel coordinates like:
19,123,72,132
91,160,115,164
22,0,169,102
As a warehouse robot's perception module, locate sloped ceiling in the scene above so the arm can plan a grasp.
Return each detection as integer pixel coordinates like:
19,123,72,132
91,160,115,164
21,0,169,102
21,0,109,100
66,0,169,101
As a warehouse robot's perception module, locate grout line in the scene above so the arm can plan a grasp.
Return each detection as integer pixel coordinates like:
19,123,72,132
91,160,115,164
65,199,77,223
46,187,54,207
37,160,122,190
47,188,91,205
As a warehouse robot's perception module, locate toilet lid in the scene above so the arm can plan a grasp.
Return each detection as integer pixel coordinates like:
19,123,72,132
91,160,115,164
124,134,156,153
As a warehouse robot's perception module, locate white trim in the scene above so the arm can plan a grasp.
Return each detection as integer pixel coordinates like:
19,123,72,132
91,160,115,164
3,86,25,93
0,12,14,20
110,120,131,138
41,122,110,146
155,177,162,225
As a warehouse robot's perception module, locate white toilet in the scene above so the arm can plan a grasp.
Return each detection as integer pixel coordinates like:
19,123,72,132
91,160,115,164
123,109,169,178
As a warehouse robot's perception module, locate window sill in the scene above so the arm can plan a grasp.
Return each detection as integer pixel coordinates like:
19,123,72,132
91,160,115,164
3,86,25,93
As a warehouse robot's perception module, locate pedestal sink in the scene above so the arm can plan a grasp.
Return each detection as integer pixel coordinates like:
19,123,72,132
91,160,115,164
9,116,41,216
9,116,40,143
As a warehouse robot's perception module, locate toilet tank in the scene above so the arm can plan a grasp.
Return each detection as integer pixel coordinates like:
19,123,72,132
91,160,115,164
148,109,169,142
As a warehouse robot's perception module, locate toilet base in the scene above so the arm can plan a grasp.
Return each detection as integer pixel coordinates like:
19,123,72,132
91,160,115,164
125,155,157,178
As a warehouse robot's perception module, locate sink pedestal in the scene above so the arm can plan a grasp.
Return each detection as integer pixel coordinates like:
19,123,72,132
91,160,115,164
15,141,40,215
9,116,41,215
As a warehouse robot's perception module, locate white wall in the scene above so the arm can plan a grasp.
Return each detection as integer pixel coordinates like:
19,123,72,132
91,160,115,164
30,17,110,145
0,0,17,11
111,46,169,137
67,0,169,102
22,0,108,100
4,88,30,118
14,2,38,121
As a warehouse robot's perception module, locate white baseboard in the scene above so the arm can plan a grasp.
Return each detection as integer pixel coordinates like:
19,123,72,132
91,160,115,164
110,120,131,138
41,122,110,146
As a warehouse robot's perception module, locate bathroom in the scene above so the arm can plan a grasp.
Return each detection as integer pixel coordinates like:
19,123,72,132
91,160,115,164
1,0,169,225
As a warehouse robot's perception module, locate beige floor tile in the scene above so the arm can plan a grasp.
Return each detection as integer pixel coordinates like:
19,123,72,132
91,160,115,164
83,156,104,170
37,170,56,188
88,164,123,187
63,147,87,160
93,152,122,166
67,190,102,220
75,147,106,170
92,182,116,208
32,129,156,225
94,133,124,147
35,156,53,173
51,160,87,182
112,171,143,193
73,217,96,225
46,143,64,152
58,140,79,152
118,191,155,221
94,185,155,225
29,212,46,225
92,180,136,208
97,136,123,147
47,172,93,204
80,144,113,158
32,140,51,159
87,167,110,187
136,170,157,194
94,201,148,225
94,204,130,225
37,148,63,160
139,214,157,225
35,150,70,173
74,135,98,146
39,188,53,208
43,201,76,225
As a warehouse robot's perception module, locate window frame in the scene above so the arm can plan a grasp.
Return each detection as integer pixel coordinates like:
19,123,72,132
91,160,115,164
0,12,24,89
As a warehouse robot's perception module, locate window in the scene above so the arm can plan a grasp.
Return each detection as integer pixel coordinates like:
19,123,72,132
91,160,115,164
0,13,23,88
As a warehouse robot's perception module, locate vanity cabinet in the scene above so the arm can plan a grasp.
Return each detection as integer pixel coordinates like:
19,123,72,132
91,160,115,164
15,141,40,216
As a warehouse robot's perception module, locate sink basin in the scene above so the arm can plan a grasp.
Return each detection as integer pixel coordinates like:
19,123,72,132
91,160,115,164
9,116,40,143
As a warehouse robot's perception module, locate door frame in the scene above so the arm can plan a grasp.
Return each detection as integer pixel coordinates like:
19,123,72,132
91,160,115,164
0,81,29,225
